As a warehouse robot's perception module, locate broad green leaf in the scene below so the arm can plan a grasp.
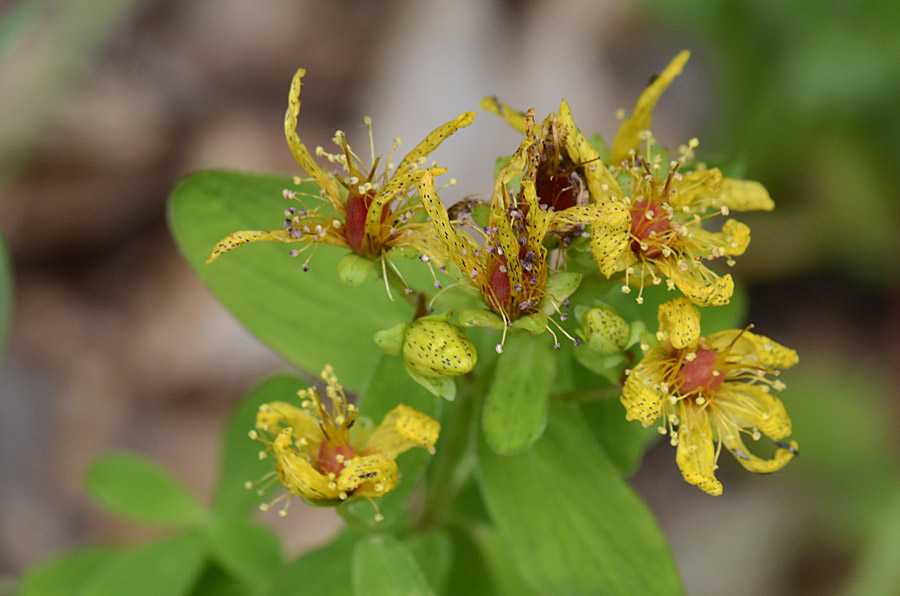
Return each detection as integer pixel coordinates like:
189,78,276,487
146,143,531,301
20,547,117,596
352,535,436,596
86,453,204,525
478,404,684,596
260,529,361,596
338,355,440,531
580,399,658,476
0,235,12,360
204,517,283,589
78,533,206,596
214,375,306,517
443,527,500,596
167,171,415,390
846,484,900,596
190,564,246,596
477,528,544,596
405,530,452,595
482,331,556,455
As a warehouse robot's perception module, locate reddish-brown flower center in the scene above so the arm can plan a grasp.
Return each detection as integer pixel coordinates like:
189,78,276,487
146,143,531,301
677,348,724,396
630,198,671,258
535,166,581,212
317,441,357,477
345,189,390,254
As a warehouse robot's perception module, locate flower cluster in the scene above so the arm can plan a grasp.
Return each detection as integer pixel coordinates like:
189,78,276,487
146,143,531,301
215,51,798,501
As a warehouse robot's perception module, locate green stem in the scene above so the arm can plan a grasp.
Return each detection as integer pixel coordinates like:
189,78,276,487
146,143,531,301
551,385,622,403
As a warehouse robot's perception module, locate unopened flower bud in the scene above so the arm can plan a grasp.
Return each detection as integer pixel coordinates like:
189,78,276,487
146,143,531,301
402,320,477,378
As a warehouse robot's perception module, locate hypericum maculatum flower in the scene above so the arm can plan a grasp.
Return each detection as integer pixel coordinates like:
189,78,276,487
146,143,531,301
248,365,440,514
622,297,799,495
207,67,474,291
419,110,581,352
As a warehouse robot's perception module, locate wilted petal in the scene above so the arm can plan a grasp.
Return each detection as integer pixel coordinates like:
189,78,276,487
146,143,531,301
622,356,668,425
675,405,723,496
721,432,798,474
657,297,701,349
364,404,441,458
337,453,399,498
743,331,800,369
714,383,792,440
590,202,631,278
656,259,734,306
717,179,774,212
271,429,339,501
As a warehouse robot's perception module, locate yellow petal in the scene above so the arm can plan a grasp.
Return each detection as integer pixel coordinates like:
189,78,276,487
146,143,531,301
364,404,441,457
610,50,690,165
721,432,798,474
657,297,701,349
743,331,799,369
284,68,341,200
655,259,734,306
667,169,722,211
675,404,723,496
479,96,527,134
690,219,751,258
558,99,619,200
394,112,476,178
272,429,339,500
621,355,668,425
419,170,482,279
717,179,774,212
590,202,631,278
337,453,399,498
549,204,602,232
256,401,321,441
714,383,792,440
206,230,307,264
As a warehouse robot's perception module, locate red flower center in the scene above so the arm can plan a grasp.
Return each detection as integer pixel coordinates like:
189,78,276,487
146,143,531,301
345,189,390,254
535,167,579,212
629,198,671,258
677,348,724,396
317,441,357,477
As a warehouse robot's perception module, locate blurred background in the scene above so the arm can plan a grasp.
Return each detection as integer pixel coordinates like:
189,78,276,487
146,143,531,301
1,0,899,595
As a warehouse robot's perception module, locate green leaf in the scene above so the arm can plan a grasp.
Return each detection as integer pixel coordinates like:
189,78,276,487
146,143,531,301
482,332,556,455
477,404,684,596
20,547,117,596
167,171,415,390
86,453,204,525
189,564,247,596
213,375,306,517
477,528,545,596
443,527,500,596
339,355,441,531
352,535,436,596
260,529,361,596
204,517,283,589
78,533,206,596
405,530,453,595
580,399,658,476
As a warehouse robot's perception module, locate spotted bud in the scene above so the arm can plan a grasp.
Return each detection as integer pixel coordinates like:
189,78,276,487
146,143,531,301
583,306,630,355
402,320,477,378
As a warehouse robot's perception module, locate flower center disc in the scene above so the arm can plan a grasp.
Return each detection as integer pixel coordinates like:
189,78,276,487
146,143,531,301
345,189,389,254
630,198,671,258
317,441,356,476
677,348,724,396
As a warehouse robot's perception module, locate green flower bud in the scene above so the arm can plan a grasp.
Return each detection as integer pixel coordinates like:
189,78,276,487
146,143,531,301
337,253,375,287
402,320,477,378
459,309,504,330
582,307,630,355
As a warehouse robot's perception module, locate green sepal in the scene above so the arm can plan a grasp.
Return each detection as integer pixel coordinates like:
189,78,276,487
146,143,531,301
374,322,408,356
405,364,457,401
387,246,420,259
459,308,504,330
540,271,582,314
337,253,375,288
511,314,546,334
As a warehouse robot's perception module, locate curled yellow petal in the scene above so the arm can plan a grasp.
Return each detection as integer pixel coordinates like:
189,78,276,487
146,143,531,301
365,404,441,457
743,331,800,369
590,202,631,278
621,356,668,425
272,429,339,500
722,433,798,475
610,50,690,164
718,179,774,212
479,96,527,133
657,297,701,349
675,405,723,496
255,401,321,442
394,111,476,178
419,170,482,279
558,99,619,200
656,260,734,306
714,383,792,440
337,453,399,498
207,230,302,264
284,68,341,200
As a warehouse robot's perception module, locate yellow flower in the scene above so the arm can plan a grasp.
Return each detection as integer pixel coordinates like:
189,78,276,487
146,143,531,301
622,297,799,495
249,365,440,513
419,110,580,351
207,68,474,278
